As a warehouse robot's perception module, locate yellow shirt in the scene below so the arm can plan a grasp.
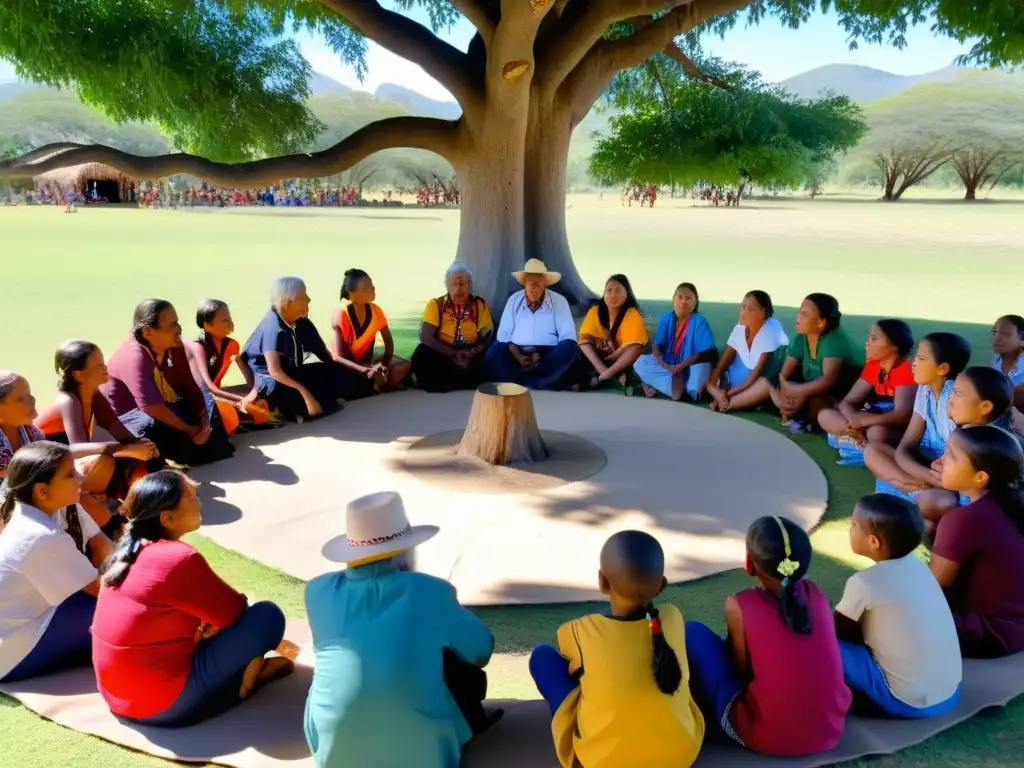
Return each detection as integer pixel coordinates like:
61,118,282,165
551,605,705,768
578,306,648,348
421,296,494,346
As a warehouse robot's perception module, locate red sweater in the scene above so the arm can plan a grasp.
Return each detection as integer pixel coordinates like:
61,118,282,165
91,540,247,719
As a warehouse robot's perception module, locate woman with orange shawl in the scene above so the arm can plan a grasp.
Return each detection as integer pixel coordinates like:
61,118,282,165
184,300,270,435
331,269,410,396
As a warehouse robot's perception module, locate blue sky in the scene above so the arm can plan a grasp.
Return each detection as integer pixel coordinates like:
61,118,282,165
0,7,970,100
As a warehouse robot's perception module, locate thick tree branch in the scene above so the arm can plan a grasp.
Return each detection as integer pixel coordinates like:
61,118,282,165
663,43,735,91
318,1,480,106
450,0,496,46
0,118,462,188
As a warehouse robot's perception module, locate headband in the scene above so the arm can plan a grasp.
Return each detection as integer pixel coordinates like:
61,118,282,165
773,516,801,586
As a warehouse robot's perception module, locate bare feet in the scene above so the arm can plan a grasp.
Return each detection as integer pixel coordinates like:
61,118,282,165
239,657,264,700
642,384,658,398
239,656,296,700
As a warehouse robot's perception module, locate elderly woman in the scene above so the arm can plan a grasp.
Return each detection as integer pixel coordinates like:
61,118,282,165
241,277,359,421
101,300,234,468
411,262,494,393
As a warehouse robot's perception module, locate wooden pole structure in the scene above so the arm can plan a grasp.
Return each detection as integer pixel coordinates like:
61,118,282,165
458,383,549,465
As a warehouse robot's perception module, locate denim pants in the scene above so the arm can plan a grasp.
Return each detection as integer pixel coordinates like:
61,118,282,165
485,341,579,391
839,641,960,718
132,601,286,728
2,592,96,683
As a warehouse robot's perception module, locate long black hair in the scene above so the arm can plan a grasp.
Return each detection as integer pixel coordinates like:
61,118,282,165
54,340,99,394
954,425,1024,535
0,441,83,551
597,274,640,337
960,366,1013,424
921,332,972,380
746,516,814,634
744,290,773,317
875,319,914,358
340,268,370,301
100,470,188,587
804,293,841,335
132,299,174,345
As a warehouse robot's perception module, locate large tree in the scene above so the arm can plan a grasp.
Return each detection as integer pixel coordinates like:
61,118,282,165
0,1,1021,310
588,54,866,196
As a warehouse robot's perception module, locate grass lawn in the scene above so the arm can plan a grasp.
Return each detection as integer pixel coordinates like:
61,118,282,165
1,196,1022,767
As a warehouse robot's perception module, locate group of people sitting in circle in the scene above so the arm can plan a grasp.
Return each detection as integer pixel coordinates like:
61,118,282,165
1,256,1023,768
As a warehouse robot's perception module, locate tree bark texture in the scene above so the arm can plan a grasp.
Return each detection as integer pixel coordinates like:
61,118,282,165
0,0,753,312
458,383,549,465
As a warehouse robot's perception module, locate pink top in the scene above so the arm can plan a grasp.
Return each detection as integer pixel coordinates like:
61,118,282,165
730,581,851,756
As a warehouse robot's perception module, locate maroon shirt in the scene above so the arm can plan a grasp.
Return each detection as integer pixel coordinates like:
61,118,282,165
100,336,206,422
933,493,1024,656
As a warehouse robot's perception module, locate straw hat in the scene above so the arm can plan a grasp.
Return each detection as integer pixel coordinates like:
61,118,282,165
321,491,439,564
512,258,561,287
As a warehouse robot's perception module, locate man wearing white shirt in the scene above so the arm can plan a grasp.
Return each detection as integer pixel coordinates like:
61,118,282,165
485,259,579,390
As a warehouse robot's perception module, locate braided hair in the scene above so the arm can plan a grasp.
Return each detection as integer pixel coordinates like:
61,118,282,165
746,516,814,634
0,441,83,552
645,601,683,695
100,470,187,587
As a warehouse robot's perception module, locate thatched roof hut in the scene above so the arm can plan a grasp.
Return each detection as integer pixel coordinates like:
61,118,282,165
34,163,137,203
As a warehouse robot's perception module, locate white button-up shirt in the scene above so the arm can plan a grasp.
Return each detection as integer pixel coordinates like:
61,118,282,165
496,288,576,347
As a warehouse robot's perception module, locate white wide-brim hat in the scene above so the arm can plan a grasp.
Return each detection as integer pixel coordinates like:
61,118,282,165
512,258,562,287
322,491,439,564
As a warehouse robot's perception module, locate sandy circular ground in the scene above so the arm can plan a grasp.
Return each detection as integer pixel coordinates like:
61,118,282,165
191,390,827,606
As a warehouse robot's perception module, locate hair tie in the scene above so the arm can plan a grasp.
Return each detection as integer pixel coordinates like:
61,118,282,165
773,516,801,579
128,539,143,557
646,609,661,635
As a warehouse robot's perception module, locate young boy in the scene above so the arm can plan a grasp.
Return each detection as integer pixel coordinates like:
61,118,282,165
834,494,962,718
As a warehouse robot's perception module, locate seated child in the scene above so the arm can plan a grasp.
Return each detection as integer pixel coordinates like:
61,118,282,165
305,492,500,768
331,269,410,395
834,494,961,718
931,425,1024,658
990,314,1024,410
184,300,270,435
529,530,704,768
633,282,712,400
865,332,971,501
819,320,916,464
917,366,1018,532
92,471,293,726
686,516,850,756
0,442,110,682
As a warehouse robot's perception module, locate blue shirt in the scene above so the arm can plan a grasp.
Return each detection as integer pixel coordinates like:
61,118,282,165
496,289,576,347
991,353,1024,389
304,560,494,768
241,309,331,383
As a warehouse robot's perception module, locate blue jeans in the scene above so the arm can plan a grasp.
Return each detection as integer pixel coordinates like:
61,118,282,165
684,621,744,743
529,645,579,717
838,641,960,718
2,592,96,683
485,341,579,391
132,601,286,728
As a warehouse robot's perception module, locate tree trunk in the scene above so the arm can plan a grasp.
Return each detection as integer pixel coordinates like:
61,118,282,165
458,383,549,465
964,184,977,200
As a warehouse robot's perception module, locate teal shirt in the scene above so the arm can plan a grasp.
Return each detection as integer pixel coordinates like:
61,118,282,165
303,560,494,768
786,331,855,382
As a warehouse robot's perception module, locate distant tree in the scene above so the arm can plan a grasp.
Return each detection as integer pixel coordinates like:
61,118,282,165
873,140,958,201
951,145,1022,200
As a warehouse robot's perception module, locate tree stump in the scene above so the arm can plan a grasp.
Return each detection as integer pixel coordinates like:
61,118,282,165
458,383,549,465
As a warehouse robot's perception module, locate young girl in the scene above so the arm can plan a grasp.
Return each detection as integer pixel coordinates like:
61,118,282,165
706,290,788,413
991,314,1024,410
34,341,161,535
529,530,704,768
932,425,1024,658
0,442,110,682
331,269,410,394
633,282,713,400
819,319,916,464
184,300,270,435
721,294,856,428
578,274,649,392
92,471,294,726
864,332,972,500
686,517,850,756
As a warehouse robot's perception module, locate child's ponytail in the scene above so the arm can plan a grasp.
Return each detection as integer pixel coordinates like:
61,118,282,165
747,516,814,635
646,603,682,695
0,442,72,525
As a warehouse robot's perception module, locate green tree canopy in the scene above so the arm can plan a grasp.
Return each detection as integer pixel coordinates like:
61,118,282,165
589,54,866,190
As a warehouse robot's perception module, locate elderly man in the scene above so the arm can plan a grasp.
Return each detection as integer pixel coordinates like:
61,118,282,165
242,277,358,421
484,259,579,390
411,261,495,393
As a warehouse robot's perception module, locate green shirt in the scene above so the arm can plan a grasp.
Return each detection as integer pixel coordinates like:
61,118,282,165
787,331,853,382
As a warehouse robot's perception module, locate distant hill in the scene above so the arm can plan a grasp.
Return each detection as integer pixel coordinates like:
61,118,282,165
779,64,964,103
374,83,461,120
308,72,352,96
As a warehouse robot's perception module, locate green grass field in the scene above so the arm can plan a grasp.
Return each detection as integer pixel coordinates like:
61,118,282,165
1,196,1023,767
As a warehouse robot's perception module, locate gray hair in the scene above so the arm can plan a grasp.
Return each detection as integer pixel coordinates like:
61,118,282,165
444,261,473,290
270,276,307,308
0,370,21,403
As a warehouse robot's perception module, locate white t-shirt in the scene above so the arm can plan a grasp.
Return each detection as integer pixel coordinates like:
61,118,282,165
0,503,98,680
836,554,961,707
726,317,789,370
